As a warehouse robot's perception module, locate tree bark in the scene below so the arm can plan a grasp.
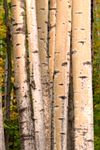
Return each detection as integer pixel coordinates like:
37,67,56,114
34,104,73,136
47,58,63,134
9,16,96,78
72,0,94,149
36,1,51,149
49,0,56,86
25,0,45,149
3,0,12,149
11,0,35,149
48,0,56,149
53,0,72,149
0,87,5,150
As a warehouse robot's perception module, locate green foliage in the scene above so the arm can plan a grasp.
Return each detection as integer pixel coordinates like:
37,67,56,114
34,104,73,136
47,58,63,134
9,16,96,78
4,119,21,150
93,1,100,149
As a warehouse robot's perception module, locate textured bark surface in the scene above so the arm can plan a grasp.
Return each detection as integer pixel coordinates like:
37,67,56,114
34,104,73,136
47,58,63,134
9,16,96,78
11,0,35,149
4,0,12,120
72,0,94,149
49,0,56,85
0,87,5,150
26,0,45,149
53,0,72,149
48,0,56,149
67,59,74,150
36,1,51,149
3,0,12,149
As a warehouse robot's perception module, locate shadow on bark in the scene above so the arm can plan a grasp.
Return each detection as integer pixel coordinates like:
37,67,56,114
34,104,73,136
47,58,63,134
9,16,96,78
67,33,75,150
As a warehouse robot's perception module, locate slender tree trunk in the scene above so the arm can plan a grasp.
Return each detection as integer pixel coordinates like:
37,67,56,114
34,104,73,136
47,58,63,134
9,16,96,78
3,0,12,149
53,0,72,149
3,0,11,149
36,1,51,149
0,87,5,150
11,0,35,149
25,0,45,149
49,0,56,86
72,0,94,149
48,0,56,148
4,55,11,121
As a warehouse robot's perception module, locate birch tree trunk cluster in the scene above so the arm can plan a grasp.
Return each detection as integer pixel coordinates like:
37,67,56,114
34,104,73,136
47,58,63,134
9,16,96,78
0,0,94,149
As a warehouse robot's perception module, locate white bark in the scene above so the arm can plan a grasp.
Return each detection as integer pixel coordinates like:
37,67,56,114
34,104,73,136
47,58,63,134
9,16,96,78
36,1,51,149
11,0,35,149
49,0,56,84
25,0,45,149
53,0,72,149
72,0,94,149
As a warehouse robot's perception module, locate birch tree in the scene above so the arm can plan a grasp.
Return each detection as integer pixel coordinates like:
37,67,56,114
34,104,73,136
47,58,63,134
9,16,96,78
49,0,56,88
48,0,56,148
0,87,5,150
72,0,94,149
3,0,12,149
36,1,51,149
53,0,72,149
25,0,45,149
11,0,35,149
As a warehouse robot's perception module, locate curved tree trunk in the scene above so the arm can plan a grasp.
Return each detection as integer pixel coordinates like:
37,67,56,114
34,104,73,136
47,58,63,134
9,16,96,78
53,0,72,149
11,0,35,149
72,0,94,149
25,0,45,149
36,1,51,149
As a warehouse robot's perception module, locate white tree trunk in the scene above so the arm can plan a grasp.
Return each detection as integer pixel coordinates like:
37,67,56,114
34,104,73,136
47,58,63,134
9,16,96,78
11,0,35,149
72,0,94,149
53,0,72,149
25,0,45,149
36,1,51,149
49,0,56,85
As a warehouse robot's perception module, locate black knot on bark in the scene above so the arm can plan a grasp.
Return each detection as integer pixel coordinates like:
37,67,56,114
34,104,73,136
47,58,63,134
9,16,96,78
59,96,67,100
62,62,68,66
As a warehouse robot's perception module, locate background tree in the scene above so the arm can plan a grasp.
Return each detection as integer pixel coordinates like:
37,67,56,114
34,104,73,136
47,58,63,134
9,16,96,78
3,0,12,149
0,86,5,150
